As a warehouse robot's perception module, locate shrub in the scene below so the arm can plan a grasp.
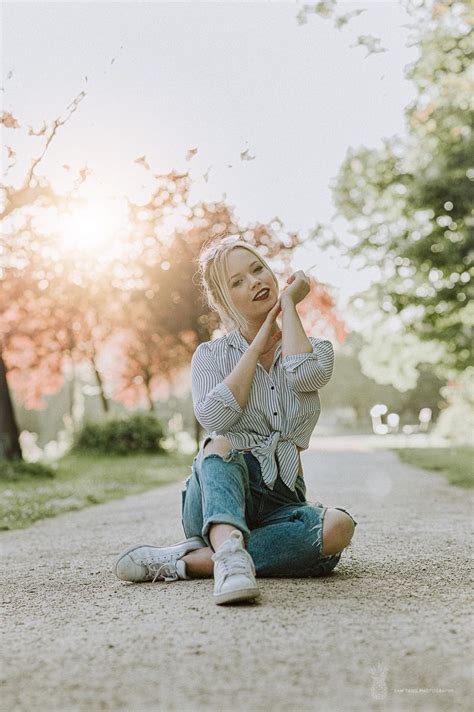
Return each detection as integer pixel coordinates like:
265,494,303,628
0,460,56,481
73,413,166,455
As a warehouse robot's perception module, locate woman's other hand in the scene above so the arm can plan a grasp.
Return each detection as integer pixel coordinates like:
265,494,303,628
249,297,282,357
280,270,311,307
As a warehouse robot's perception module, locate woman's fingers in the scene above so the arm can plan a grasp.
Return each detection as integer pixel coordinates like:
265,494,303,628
269,296,281,315
287,270,308,284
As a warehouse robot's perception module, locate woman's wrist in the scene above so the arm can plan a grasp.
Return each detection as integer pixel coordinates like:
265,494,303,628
246,344,262,359
280,294,296,310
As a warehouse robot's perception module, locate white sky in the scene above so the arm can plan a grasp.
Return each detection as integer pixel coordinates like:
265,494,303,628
1,0,419,312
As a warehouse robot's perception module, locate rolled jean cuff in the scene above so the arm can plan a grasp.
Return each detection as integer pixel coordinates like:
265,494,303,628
202,515,251,549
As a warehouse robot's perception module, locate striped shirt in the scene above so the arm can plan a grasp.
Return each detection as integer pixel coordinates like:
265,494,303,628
191,328,334,492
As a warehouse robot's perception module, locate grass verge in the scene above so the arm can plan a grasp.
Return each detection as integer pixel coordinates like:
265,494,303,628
0,452,193,530
394,447,473,489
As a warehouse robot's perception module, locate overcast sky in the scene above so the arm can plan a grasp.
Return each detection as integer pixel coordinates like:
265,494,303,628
2,0,419,308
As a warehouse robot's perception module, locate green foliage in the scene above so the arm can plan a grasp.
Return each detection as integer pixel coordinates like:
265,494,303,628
395,447,473,489
324,333,445,424
358,329,446,391
0,459,55,481
329,0,473,375
73,413,166,455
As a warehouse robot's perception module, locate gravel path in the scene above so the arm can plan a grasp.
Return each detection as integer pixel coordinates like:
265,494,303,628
1,447,472,712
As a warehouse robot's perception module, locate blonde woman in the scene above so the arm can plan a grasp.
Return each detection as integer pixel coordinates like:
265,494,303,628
114,236,358,604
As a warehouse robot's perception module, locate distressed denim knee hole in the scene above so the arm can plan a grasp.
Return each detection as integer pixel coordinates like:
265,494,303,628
223,448,240,463
333,506,358,528
202,448,243,464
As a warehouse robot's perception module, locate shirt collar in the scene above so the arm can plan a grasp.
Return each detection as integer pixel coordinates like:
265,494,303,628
227,329,249,351
227,329,282,356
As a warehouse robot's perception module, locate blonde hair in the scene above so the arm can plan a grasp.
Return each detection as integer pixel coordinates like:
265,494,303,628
197,234,279,334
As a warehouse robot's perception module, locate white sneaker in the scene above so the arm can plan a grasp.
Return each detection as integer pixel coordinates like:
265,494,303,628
114,536,206,583
212,530,260,605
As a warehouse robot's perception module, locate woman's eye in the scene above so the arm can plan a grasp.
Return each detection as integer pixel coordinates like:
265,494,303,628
233,266,263,287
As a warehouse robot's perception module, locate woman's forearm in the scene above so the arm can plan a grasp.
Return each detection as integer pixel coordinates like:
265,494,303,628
281,299,313,357
223,346,260,410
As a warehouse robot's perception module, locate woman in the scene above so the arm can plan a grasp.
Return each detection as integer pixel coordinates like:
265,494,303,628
114,235,358,605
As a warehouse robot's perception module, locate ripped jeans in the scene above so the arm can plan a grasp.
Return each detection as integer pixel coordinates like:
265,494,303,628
181,437,358,577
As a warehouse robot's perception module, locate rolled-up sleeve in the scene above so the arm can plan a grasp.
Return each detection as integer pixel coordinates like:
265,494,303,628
191,343,243,431
281,337,334,392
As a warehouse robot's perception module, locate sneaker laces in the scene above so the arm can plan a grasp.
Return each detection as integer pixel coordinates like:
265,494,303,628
144,554,180,583
212,546,255,585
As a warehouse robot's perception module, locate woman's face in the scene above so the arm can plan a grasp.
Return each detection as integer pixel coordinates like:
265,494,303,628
225,248,278,322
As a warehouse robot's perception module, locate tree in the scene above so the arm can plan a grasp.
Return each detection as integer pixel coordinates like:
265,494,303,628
1,93,88,459
324,0,473,377
1,213,118,421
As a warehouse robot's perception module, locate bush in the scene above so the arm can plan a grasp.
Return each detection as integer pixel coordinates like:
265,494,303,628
0,460,56,481
73,413,166,455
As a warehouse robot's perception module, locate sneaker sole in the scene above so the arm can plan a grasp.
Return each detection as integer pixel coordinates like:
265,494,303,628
114,536,206,579
213,586,261,605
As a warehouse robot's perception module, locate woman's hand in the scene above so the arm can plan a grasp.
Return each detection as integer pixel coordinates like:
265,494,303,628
248,296,283,357
280,270,311,307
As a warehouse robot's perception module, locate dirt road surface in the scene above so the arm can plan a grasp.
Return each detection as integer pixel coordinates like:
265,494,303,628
1,447,472,711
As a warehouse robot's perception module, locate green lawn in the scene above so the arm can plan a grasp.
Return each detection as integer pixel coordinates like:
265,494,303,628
0,452,194,530
394,447,473,489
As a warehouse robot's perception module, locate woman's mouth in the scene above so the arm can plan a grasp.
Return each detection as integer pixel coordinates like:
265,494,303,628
253,288,270,301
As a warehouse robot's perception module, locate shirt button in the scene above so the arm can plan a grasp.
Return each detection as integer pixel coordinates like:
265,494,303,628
271,386,275,390
273,412,278,416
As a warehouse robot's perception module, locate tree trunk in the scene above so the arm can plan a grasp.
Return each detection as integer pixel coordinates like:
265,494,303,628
68,369,75,419
144,375,155,412
67,363,82,434
0,353,22,460
91,354,109,413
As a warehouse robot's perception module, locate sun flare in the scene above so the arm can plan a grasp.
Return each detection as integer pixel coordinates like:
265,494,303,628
58,197,126,252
